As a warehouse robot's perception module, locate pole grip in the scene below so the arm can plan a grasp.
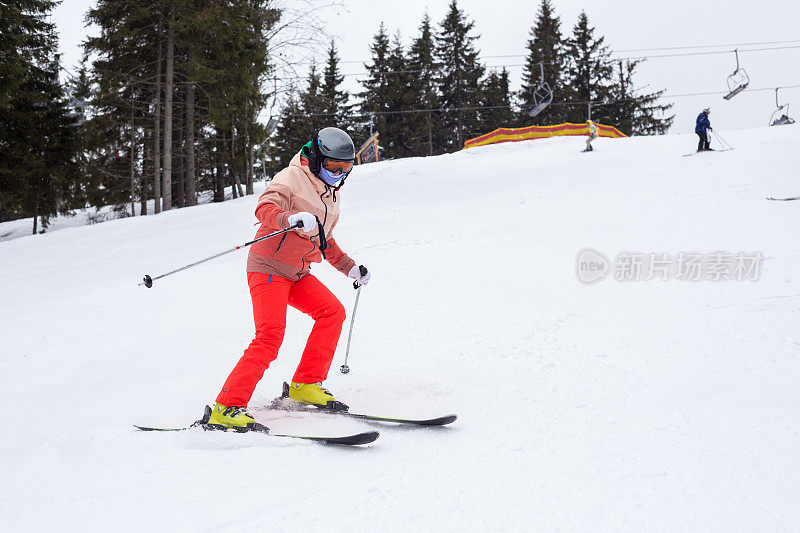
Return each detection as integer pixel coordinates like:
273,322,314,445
353,265,368,289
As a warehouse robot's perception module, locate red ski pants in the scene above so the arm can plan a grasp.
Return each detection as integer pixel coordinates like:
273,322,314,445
216,272,346,407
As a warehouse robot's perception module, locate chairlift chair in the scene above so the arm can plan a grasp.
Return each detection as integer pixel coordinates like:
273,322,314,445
769,87,795,126
64,87,87,126
527,63,553,117
266,117,279,136
723,49,750,100
265,77,280,136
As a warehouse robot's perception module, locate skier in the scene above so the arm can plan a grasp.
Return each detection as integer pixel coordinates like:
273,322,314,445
584,120,598,152
208,127,370,430
695,108,713,152
772,114,791,126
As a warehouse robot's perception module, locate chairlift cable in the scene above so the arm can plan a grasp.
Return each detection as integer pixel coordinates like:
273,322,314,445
284,83,800,119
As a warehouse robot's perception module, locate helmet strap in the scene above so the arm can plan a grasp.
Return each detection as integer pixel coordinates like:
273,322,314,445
310,131,323,176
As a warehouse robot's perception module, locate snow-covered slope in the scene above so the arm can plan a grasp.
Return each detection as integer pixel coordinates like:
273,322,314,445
1,126,799,531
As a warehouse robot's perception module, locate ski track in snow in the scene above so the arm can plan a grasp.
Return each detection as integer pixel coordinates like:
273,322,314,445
1,126,799,531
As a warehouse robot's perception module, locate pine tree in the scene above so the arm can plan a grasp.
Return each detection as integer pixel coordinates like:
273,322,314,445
0,0,51,107
406,12,440,156
83,0,280,212
0,0,80,231
382,32,419,159
320,40,349,128
269,87,307,174
608,59,674,135
357,22,392,146
480,68,514,133
563,11,615,124
83,0,162,213
300,62,325,135
435,0,485,151
519,0,564,126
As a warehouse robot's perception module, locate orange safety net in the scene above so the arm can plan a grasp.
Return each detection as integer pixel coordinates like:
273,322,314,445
463,122,627,150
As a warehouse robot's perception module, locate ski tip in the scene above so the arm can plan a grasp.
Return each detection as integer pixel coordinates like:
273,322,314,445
418,414,457,426
332,431,380,445
133,424,183,432
275,430,380,445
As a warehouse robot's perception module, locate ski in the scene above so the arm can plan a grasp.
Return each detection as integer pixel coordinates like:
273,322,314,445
134,424,379,445
269,382,457,427
683,148,733,157
134,406,379,446
331,410,457,426
766,196,800,201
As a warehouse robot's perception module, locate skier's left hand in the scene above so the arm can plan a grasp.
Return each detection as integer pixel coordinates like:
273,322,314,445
348,264,371,286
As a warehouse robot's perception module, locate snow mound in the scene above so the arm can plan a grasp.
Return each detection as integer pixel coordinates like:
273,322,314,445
1,126,799,530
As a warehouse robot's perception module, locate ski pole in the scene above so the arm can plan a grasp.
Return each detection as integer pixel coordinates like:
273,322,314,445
340,265,368,374
712,130,733,150
140,221,303,288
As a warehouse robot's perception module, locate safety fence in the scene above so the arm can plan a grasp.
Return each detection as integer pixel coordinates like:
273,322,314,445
463,122,627,150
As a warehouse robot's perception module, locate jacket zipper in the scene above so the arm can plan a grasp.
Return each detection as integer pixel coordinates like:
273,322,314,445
271,233,288,259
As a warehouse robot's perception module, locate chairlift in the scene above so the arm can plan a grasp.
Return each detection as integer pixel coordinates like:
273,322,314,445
63,86,87,126
67,97,87,126
266,116,279,136
723,49,749,100
527,63,553,117
769,87,795,126
265,77,279,136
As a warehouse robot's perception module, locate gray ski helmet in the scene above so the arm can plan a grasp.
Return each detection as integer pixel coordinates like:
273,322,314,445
311,127,355,176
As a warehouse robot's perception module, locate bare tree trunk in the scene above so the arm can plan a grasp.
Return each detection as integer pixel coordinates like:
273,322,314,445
248,142,255,193
428,115,433,156
153,12,163,214
141,131,149,215
245,102,254,195
175,85,185,209
161,11,175,211
185,80,196,206
231,126,243,198
176,123,185,208
130,98,136,217
229,129,236,199
214,132,225,202
32,191,39,235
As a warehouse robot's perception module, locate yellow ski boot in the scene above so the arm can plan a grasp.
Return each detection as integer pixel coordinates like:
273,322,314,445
205,403,262,431
288,382,339,408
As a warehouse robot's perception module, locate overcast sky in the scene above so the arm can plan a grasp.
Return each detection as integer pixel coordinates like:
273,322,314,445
54,0,800,135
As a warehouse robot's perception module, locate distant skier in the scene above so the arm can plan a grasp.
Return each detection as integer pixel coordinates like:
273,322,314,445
208,127,370,430
583,120,598,152
695,108,713,152
771,114,792,126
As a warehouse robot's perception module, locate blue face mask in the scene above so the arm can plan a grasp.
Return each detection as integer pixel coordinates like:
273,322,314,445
319,166,346,187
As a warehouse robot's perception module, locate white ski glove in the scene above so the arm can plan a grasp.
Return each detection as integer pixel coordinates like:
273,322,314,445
348,265,371,286
287,212,317,233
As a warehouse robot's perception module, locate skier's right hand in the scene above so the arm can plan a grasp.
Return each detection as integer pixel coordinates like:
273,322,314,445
707,127,712,132
288,212,317,233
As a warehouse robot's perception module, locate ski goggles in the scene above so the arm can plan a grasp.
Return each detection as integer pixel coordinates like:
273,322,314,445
321,158,354,175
